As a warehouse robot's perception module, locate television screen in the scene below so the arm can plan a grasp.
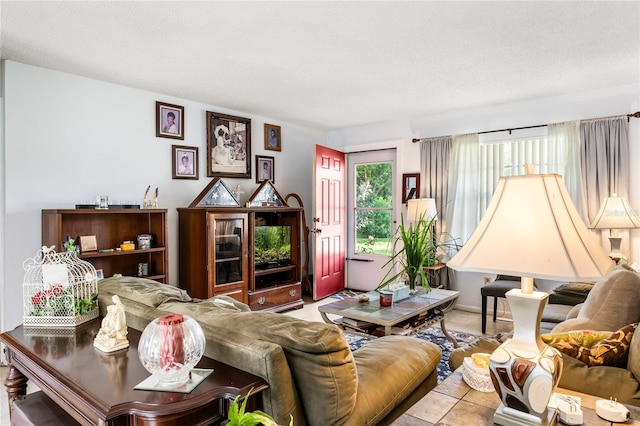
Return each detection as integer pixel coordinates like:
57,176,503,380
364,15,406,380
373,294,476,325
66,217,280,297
254,225,291,269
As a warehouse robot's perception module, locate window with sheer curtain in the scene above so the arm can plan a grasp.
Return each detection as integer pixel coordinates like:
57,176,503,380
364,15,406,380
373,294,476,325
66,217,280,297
444,121,585,256
478,134,583,217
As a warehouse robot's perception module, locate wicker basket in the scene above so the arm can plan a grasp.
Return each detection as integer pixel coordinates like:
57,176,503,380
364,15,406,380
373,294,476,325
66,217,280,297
462,354,495,393
23,247,99,328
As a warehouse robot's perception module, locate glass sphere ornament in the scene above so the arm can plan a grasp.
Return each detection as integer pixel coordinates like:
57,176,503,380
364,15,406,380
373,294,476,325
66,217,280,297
138,313,206,386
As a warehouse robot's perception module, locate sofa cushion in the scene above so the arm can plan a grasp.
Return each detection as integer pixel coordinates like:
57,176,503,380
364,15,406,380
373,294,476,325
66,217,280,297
558,354,640,406
628,323,640,382
552,282,594,297
99,277,191,308
544,323,637,367
552,266,640,333
348,336,441,425
548,282,593,305
541,329,613,348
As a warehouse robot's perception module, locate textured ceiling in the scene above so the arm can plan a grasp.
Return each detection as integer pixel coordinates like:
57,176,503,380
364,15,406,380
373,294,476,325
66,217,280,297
1,1,639,131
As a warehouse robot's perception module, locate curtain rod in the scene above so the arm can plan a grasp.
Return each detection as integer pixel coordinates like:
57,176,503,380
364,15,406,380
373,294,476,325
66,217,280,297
411,111,640,143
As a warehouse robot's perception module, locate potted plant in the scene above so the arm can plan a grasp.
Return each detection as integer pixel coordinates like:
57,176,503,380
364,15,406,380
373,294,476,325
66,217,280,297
227,389,293,426
377,211,457,293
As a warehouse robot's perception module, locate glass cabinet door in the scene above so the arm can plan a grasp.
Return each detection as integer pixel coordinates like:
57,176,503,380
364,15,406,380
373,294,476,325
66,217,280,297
210,213,247,290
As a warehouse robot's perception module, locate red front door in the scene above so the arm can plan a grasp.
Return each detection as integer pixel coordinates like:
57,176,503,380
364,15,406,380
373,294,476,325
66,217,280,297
313,145,346,299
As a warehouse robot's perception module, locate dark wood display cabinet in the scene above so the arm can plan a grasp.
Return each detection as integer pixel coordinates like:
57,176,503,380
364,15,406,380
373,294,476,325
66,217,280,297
41,209,168,283
178,207,303,312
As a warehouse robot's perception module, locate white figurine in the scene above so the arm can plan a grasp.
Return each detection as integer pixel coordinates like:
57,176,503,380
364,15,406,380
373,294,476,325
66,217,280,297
94,295,129,352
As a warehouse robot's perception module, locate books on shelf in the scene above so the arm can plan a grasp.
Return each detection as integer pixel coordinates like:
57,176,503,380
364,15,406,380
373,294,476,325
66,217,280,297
376,326,412,335
341,317,374,328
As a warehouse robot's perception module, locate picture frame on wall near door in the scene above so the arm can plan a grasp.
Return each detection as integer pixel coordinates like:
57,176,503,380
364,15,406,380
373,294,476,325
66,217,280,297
402,173,420,204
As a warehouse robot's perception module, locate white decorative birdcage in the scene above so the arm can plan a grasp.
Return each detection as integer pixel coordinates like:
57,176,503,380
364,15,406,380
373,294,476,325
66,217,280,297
23,246,99,327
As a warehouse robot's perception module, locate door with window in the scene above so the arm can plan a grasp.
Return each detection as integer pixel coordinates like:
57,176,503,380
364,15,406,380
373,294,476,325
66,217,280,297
346,149,397,291
313,145,346,299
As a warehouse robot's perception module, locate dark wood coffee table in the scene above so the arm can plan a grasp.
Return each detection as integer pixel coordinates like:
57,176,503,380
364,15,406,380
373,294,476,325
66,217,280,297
319,288,460,347
1,319,268,426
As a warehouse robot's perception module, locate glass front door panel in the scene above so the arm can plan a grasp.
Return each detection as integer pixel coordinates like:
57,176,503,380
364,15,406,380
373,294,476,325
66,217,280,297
214,218,243,285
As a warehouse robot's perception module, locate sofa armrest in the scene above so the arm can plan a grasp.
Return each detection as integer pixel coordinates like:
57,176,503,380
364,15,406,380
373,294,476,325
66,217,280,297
559,355,640,406
567,303,582,319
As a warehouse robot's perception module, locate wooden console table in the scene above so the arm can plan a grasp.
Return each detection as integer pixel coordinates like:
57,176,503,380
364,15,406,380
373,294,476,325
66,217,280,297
1,319,268,425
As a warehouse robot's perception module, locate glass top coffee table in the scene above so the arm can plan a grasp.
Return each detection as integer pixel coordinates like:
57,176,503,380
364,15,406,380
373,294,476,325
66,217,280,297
319,288,460,347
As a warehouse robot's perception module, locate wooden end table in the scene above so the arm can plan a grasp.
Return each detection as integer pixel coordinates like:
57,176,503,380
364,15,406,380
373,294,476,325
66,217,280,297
1,319,268,426
319,288,460,347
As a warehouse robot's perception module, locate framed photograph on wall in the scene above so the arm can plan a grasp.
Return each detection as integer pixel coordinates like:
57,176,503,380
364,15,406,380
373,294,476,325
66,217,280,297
206,111,251,178
402,173,420,204
264,123,281,152
256,155,275,183
172,145,198,179
156,101,184,140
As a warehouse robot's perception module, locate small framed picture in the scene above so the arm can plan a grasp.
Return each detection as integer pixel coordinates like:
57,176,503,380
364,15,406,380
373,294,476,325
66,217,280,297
96,269,104,280
256,155,275,183
79,235,98,252
156,101,184,140
402,173,420,204
264,123,281,152
172,145,198,179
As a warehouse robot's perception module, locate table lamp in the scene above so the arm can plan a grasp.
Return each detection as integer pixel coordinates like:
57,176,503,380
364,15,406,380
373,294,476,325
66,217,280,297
407,198,438,223
589,195,640,262
448,171,614,426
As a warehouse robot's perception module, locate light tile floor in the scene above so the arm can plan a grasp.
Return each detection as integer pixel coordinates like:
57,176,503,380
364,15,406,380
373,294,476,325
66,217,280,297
0,295,512,426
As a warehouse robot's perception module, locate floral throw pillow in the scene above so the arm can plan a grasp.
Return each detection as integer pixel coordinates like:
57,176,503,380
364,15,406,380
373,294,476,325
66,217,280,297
542,323,638,367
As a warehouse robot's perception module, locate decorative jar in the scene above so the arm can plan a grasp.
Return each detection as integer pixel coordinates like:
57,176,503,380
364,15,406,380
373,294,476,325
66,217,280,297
138,313,206,386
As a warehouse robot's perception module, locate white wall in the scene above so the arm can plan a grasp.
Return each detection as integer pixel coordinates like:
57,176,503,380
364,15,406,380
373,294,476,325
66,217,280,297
0,61,324,331
328,84,640,313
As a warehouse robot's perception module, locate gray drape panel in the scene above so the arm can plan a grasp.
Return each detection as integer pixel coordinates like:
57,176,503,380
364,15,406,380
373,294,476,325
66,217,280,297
580,116,630,222
419,136,452,237
420,135,452,289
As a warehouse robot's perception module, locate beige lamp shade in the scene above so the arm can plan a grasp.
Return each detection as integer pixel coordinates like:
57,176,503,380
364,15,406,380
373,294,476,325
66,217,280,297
447,173,614,282
407,198,437,223
589,196,640,229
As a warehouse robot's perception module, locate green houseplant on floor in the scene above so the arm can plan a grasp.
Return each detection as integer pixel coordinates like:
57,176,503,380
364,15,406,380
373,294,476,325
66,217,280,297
378,210,457,293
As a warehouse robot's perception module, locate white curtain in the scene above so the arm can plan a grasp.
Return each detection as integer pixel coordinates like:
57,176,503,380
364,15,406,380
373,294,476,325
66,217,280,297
444,133,480,258
547,120,587,221
445,122,586,256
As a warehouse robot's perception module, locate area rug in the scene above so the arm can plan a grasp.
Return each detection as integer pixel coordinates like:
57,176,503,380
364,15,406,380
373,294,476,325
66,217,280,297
330,289,363,300
344,328,478,383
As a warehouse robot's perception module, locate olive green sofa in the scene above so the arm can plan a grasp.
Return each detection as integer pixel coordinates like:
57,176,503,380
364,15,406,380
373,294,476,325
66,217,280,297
98,276,442,426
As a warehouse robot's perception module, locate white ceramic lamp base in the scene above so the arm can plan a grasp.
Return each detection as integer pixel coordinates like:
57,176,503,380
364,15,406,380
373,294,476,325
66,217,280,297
608,235,626,261
489,289,563,426
494,404,558,426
